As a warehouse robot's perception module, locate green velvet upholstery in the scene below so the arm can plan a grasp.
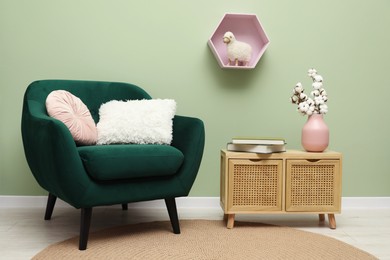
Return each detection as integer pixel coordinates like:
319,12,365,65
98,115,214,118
21,79,205,250
78,144,184,181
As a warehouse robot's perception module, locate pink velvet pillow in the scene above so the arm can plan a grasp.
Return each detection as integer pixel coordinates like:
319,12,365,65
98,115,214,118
46,90,98,145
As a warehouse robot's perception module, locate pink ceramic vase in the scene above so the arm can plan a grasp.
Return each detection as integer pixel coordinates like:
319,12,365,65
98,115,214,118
301,114,329,152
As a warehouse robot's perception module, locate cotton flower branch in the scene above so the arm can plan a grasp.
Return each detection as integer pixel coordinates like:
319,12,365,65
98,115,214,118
290,68,328,115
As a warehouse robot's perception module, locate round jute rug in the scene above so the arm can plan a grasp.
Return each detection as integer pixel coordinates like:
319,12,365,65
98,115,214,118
33,220,377,260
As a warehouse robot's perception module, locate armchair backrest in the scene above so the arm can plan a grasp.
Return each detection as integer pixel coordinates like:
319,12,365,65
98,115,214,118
24,80,152,123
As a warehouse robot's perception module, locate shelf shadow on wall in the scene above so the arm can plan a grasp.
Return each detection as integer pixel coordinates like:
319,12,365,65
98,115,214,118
205,46,269,89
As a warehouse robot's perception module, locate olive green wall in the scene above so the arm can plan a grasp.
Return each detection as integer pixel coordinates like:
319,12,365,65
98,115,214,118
1,0,389,197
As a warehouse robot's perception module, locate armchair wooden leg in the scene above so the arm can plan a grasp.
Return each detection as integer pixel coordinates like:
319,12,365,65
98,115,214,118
44,193,57,220
79,208,92,250
121,203,128,210
165,198,180,234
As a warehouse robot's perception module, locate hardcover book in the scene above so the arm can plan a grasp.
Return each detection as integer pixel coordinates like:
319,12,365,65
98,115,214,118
231,137,286,145
227,143,286,154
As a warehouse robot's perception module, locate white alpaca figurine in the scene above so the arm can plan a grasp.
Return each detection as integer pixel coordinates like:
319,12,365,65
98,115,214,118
223,31,252,66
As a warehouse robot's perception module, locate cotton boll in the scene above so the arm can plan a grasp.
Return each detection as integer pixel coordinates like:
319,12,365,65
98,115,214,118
312,81,322,90
320,104,328,114
299,93,307,100
306,98,315,106
291,95,299,103
308,68,317,77
294,82,304,93
311,90,320,96
314,75,323,82
314,96,325,105
298,102,309,113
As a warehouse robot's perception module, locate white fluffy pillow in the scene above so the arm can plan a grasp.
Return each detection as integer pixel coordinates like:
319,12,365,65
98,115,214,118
97,99,176,145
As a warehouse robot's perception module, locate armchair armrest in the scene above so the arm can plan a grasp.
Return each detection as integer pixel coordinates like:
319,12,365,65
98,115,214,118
22,100,91,205
171,115,205,193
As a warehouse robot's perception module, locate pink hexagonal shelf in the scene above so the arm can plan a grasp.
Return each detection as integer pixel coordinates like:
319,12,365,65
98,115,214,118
208,13,270,69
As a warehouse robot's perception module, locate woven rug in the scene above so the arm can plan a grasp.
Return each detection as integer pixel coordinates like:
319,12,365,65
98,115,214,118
33,220,377,259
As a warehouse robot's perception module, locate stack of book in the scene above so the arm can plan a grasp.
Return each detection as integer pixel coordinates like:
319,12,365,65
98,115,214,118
227,137,286,154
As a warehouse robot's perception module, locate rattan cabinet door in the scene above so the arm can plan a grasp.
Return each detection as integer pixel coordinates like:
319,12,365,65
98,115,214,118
227,159,283,212
285,159,341,212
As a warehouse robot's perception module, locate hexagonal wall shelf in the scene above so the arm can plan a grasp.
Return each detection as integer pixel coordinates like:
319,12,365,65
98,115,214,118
208,13,270,70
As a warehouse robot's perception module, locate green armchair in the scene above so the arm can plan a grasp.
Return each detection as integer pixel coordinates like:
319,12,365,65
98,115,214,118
21,80,205,250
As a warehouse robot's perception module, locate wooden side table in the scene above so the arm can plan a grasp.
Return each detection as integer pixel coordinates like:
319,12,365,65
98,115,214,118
220,149,342,229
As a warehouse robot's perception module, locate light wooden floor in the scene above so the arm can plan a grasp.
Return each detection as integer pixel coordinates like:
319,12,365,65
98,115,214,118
0,205,389,259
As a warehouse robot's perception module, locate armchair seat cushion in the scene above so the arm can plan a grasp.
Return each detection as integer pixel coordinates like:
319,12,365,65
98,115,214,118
78,144,184,181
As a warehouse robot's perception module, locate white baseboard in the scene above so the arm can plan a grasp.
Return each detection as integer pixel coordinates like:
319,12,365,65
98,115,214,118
0,196,389,209
341,197,390,209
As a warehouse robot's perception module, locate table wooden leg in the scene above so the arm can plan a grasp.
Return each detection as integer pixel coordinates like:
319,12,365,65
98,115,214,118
227,214,235,229
328,214,336,229
319,214,325,222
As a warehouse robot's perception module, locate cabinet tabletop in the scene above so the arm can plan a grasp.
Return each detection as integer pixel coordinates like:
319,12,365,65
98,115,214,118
221,149,342,160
